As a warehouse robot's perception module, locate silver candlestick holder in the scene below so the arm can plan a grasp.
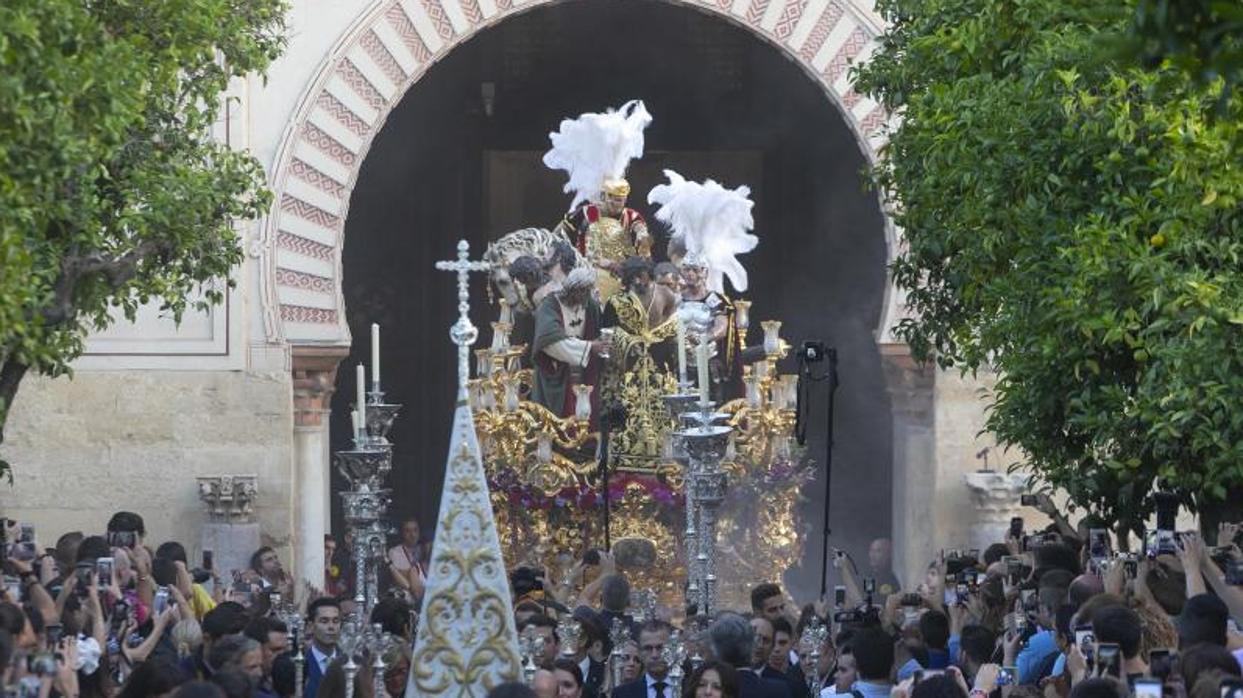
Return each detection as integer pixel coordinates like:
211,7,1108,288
336,387,403,620
663,392,701,605
608,618,630,691
662,629,687,697
678,415,731,616
364,393,402,444
801,616,829,698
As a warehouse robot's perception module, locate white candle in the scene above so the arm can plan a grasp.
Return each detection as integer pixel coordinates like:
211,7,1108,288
370,324,380,388
350,409,361,440
696,340,711,407
355,363,367,438
676,319,688,387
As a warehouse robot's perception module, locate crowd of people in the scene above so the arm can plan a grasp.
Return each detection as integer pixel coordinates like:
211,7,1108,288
488,495,1243,698
0,512,419,698
3,497,1242,698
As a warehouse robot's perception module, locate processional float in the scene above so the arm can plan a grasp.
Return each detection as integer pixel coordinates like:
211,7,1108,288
471,100,816,613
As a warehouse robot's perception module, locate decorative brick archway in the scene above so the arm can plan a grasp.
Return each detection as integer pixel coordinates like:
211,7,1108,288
257,0,897,346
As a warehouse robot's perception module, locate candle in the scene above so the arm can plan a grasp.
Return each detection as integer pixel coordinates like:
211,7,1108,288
696,340,711,407
370,323,380,388
350,409,361,441
355,363,367,437
676,319,688,387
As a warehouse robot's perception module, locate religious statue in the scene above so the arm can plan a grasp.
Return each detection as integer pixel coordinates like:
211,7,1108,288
600,257,680,469
543,100,653,300
680,253,743,402
483,228,587,314
530,267,608,423
648,170,759,403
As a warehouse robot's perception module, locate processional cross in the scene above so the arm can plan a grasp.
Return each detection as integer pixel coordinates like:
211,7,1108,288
435,240,492,391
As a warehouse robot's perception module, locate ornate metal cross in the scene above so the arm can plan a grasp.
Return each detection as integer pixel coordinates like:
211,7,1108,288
435,240,491,391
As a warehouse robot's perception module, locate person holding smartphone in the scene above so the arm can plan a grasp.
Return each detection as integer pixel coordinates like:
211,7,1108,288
387,517,427,603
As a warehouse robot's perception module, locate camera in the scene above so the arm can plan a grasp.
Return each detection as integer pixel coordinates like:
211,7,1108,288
798,340,828,363
833,585,847,608
107,531,137,549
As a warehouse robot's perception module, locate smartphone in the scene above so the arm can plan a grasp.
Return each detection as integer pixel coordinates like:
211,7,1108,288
26,653,57,677
96,557,114,588
1096,642,1120,677
1156,528,1177,556
955,583,969,605
1226,561,1243,586
1088,529,1109,560
111,600,130,635
1021,588,1036,609
1134,678,1162,698
1009,517,1024,539
997,667,1017,686
1149,648,1174,680
862,577,876,595
1003,555,1022,582
2,576,20,601
1013,612,1028,634
45,623,62,648
833,585,846,608
153,586,170,616
202,550,214,572
1020,494,1038,507
1074,625,1095,660
967,548,980,560
901,593,923,607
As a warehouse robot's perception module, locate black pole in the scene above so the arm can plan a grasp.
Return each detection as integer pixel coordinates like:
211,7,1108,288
601,425,612,552
817,348,840,600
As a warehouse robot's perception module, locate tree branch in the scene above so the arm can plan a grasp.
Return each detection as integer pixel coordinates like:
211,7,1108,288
0,359,30,447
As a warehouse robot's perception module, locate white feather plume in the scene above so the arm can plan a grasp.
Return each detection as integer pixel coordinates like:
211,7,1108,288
647,170,758,293
542,100,653,208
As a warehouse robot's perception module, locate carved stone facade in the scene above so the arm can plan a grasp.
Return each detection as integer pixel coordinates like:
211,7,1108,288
198,475,260,522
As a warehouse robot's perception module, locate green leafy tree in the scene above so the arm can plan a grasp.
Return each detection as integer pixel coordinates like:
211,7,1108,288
0,0,286,474
854,0,1243,537
1128,0,1243,110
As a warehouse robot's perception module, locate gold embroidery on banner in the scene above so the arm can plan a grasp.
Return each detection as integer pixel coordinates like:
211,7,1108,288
412,441,521,696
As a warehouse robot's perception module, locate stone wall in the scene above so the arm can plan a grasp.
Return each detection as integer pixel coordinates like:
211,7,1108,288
0,370,293,569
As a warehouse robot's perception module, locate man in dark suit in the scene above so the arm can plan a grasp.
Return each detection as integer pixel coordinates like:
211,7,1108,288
302,597,342,698
709,613,791,698
569,610,608,698
770,617,811,698
611,620,675,698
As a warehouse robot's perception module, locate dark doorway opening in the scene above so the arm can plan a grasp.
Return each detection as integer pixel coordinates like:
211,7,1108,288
331,0,891,599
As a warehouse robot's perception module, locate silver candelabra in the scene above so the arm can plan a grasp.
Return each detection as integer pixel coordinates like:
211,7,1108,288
677,404,731,616
334,386,402,619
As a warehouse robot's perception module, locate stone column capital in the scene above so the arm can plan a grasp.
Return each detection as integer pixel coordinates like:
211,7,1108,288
291,345,349,428
198,475,259,522
879,342,934,420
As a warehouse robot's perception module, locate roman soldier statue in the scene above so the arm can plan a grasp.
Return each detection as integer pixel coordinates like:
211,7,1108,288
543,100,653,300
648,170,759,403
